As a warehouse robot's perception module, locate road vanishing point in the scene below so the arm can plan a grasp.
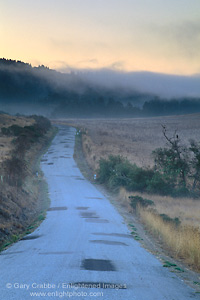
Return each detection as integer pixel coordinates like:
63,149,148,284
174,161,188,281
0,126,199,300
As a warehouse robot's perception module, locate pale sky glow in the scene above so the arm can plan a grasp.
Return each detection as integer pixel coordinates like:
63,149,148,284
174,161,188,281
1,0,200,75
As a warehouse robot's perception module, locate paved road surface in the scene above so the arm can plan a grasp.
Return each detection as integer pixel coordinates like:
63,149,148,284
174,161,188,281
0,126,199,300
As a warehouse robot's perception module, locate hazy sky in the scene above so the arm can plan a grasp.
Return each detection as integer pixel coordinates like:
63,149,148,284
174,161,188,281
1,0,200,75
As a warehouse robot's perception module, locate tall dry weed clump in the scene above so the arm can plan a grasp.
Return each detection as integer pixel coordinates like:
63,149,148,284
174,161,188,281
139,208,200,271
81,132,98,170
119,187,200,271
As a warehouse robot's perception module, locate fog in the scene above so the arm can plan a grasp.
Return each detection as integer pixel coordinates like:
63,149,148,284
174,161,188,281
71,69,200,99
1,58,200,118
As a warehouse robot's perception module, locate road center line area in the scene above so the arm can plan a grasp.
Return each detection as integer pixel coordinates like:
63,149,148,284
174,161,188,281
0,126,199,300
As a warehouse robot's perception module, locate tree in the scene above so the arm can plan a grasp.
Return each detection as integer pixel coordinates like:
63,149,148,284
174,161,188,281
189,140,200,190
153,125,189,190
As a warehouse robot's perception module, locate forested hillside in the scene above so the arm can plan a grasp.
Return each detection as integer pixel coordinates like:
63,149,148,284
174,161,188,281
1,58,200,118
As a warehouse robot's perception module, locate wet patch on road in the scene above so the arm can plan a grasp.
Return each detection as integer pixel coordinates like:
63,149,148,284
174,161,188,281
81,259,116,271
85,219,109,223
47,206,68,211
21,234,41,241
89,240,128,246
76,207,90,210
74,177,85,181
0,251,24,255
39,251,73,255
92,233,133,239
85,197,104,200
80,212,99,218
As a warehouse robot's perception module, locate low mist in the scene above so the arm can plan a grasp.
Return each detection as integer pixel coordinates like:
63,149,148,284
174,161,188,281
71,69,200,99
1,59,200,118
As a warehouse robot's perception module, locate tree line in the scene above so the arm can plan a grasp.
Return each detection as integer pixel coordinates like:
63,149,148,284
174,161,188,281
1,58,200,118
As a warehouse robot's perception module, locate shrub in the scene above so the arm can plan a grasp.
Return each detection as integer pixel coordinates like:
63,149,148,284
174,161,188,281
146,171,174,195
107,160,133,189
97,143,200,196
159,213,181,227
97,155,167,193
1,125,24,136
1,127,11,135
97,155,125,184
129,195,154,210
30,115,51,134
9,125,24,136
128,167,155,192
12,117,52,155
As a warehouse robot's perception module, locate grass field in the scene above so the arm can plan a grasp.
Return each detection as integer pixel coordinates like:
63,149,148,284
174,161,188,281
63,113,200,169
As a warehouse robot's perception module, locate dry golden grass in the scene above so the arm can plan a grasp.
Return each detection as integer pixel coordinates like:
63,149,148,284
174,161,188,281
59,113,200,170
119,187,200,271
0,114,34,163
139,208,200,271
119,188,200,228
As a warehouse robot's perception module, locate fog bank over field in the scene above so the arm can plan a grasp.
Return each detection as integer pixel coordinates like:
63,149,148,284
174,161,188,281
63,68,200,99
1,59,200,118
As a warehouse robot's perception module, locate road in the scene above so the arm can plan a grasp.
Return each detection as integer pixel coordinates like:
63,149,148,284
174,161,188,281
0,125,199,300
